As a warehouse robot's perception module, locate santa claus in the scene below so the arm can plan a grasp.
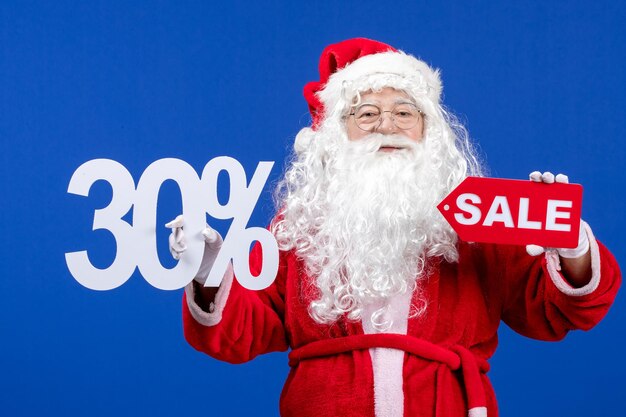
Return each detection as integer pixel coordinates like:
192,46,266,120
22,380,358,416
167,38,621,417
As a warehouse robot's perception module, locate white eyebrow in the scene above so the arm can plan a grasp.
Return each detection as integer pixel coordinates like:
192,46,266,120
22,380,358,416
394,98,416,104
358,99,416,107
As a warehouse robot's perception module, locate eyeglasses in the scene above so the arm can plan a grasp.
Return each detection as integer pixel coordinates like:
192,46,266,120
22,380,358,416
349,103,423,132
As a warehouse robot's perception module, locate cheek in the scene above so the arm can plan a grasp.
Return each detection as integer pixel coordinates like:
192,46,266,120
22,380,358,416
407,121,425,141
407,130,422,141
346,121,367,141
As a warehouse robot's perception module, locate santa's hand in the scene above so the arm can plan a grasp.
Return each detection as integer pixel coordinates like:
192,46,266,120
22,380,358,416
165,215,224,286
165,215,187,260
525,172,590,258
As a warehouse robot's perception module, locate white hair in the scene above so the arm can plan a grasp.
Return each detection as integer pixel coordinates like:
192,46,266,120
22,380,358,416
272,80,483,331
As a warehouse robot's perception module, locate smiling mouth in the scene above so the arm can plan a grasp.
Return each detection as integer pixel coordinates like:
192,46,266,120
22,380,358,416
378,145,406,152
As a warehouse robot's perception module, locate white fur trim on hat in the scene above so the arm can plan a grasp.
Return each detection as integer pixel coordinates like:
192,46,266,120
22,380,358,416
317,51,442,119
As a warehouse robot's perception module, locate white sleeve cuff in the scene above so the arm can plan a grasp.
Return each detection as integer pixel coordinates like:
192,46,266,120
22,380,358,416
184,262,234,326
546,222,601,297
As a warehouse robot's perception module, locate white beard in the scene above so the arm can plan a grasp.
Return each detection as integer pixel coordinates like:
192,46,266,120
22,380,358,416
274,130,462,331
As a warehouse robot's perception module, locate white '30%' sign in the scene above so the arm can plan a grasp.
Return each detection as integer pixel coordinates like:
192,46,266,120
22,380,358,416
66,157,278,291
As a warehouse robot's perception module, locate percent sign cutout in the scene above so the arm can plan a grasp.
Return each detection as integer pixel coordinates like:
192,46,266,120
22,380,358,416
66,157,278,291
201,157,278,290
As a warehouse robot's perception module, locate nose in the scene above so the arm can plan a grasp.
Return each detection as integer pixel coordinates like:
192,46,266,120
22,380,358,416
375,111,399,133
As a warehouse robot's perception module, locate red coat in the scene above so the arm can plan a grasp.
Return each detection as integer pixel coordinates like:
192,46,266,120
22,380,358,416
182,227,620,417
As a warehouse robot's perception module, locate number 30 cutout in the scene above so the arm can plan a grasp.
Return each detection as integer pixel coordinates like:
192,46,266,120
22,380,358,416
66,157,278,291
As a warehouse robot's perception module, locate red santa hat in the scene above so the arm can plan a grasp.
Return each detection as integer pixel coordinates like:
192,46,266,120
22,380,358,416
303,38,443,130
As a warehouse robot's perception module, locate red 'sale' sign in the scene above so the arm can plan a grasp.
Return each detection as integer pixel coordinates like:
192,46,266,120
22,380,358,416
437,177,583,248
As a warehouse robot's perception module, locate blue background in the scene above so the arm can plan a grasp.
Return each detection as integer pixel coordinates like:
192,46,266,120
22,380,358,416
1,1,624,416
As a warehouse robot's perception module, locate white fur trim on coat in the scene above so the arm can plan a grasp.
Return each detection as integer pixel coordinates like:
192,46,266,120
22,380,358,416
546,222,601,296
361,290,413,417
468,406,488,417
184,262,234,326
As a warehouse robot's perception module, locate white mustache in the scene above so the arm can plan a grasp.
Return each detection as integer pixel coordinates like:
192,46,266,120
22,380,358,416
355,133,417,151
379,136,416,149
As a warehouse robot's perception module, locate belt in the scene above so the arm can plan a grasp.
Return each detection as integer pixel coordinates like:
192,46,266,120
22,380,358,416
288,333,489,417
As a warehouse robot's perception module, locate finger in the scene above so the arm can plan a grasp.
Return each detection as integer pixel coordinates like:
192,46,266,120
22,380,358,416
202,227,223,249
541,172,555,183
165,214,184,229
171,246,186,259
169,237,182,260
526,244,545,257
174,226,185,244
529,171,542,182
169,233,187,253
202,228,217,242
555,173,569,184
170,247,187,260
